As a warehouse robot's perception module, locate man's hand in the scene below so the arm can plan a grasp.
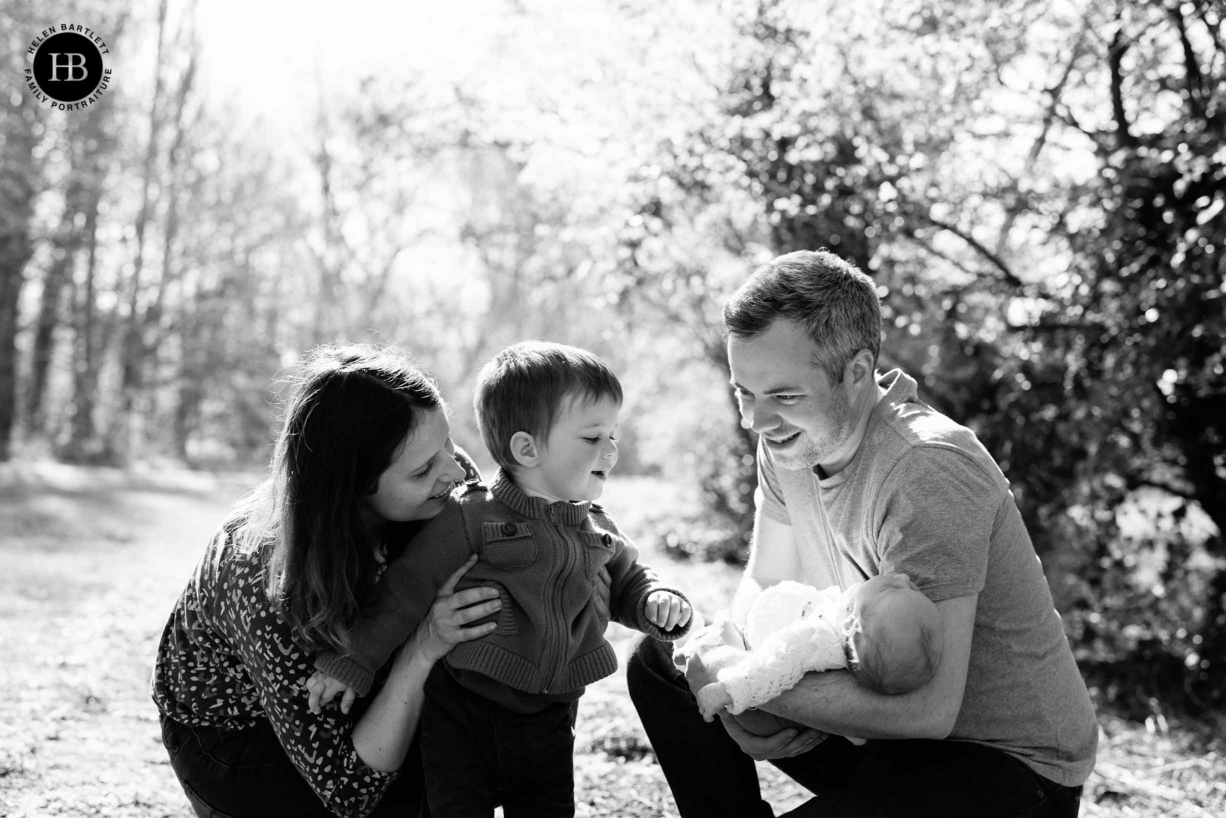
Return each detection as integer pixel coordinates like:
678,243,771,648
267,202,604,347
646,590,692,632
718,711,828,761
305,671,357,715
697,681,734,721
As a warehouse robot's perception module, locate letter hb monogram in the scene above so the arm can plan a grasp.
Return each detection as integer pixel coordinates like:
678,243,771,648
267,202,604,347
48,53,88,81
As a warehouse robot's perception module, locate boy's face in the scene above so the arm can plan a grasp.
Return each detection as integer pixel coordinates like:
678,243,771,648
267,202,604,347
531,393,621,503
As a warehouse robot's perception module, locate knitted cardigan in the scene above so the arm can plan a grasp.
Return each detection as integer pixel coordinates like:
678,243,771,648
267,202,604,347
316,470,690,699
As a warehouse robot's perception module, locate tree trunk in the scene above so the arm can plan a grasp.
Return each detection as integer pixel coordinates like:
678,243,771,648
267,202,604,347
0,92,42,461
66,191,103,459
110,0,169,462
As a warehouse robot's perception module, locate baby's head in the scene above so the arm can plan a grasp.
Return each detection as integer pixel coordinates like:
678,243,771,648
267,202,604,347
474,341,622,503
843,573,943,695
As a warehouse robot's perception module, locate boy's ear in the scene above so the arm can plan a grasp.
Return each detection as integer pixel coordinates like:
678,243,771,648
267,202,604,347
509,431,540,468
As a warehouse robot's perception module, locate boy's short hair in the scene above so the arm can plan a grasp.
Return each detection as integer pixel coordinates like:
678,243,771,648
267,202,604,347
474,341,623,472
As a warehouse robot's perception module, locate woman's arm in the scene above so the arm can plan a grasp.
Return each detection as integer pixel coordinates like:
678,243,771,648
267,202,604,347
350,555,500,770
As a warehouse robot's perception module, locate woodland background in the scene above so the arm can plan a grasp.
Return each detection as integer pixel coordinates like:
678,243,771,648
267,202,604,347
0,0,1224,813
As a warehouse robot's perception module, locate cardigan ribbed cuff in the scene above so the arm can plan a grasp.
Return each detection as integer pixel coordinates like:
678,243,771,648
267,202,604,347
634,587,695,642
314,651,377,697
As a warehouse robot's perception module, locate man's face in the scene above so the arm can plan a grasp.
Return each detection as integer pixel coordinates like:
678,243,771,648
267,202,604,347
726,318,855,471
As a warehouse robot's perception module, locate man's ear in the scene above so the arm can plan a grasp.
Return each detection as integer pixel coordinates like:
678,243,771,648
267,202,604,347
844,349,877,395
509,431,540,468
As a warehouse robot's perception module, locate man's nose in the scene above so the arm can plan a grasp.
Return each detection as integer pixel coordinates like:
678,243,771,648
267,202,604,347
741,396,778,434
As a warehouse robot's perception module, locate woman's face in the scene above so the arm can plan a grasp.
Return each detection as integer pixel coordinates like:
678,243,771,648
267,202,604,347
362,408,465,526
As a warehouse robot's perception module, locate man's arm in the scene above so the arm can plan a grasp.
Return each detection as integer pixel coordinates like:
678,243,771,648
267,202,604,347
759,592,977,739
729,501,800,625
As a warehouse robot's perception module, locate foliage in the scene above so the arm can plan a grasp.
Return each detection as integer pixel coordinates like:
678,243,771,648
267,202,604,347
0,0,1222,714
613,0,1225,709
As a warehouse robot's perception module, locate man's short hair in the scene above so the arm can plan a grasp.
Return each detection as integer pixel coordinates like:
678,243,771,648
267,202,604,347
723,250,883,384
474,341,623,472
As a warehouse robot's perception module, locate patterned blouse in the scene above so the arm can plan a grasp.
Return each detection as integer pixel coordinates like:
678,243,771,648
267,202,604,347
151,456,478,816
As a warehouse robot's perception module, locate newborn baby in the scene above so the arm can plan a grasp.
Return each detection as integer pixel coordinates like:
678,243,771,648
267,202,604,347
693,574,943,730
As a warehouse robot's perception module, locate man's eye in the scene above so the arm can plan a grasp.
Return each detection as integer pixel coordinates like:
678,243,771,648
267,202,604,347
776,395,802,405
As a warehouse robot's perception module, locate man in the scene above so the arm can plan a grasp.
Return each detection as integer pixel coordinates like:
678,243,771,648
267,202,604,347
627,250,1097,817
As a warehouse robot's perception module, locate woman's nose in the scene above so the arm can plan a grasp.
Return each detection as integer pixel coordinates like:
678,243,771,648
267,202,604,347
443,453,466,482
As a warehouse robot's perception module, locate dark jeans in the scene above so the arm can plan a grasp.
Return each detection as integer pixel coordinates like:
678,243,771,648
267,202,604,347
626,635,1084,818
160,715,428,818
421,666,579,817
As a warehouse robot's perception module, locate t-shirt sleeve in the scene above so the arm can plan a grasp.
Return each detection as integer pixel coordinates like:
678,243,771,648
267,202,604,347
872,446,998,602
755,437,791,525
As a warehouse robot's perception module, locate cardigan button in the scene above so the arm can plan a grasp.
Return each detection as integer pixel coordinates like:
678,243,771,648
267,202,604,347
501,522,518,536
601,533,612,545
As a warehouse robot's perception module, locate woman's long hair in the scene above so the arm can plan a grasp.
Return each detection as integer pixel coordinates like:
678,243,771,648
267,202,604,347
230,344,445,654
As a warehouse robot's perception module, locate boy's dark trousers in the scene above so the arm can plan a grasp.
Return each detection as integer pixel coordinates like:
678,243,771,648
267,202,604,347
421,665,579,818
626,635,1084,818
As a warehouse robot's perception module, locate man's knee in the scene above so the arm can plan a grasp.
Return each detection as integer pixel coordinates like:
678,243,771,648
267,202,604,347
626,633,680,701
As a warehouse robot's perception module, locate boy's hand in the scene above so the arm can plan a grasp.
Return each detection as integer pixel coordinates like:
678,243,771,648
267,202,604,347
305,671,357,716
646,591,692,632
697,681,734,722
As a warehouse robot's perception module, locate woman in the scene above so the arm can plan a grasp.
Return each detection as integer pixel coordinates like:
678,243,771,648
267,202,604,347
152,344,503,817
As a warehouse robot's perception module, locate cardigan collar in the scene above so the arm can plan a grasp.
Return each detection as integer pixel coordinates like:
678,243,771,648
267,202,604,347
490,469,592,526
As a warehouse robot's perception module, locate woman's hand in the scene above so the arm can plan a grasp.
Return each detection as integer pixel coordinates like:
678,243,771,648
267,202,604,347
412,554,501,664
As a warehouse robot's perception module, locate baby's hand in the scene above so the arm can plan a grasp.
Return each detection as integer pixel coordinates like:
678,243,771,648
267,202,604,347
646,591,692,632
305,671,357,715
696,681,734,722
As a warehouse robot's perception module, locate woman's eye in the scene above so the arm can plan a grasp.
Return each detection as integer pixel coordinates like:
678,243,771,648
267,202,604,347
584,437,599,444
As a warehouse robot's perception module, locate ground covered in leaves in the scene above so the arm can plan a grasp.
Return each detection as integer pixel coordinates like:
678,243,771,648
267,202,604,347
0,463,1221,817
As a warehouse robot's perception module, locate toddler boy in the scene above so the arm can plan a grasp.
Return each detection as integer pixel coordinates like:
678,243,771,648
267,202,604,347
311,341,691,817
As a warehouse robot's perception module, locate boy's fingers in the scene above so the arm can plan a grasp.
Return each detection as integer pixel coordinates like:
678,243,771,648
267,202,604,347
308,688,321,714
341,690,356,715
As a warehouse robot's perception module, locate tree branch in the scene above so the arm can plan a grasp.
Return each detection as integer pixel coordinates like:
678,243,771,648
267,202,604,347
914,212,1025,288
1169,1,1206,119
1108,26,1139,149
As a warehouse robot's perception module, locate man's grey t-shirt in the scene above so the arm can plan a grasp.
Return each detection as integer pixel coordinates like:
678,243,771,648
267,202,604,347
756,368,1098,786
